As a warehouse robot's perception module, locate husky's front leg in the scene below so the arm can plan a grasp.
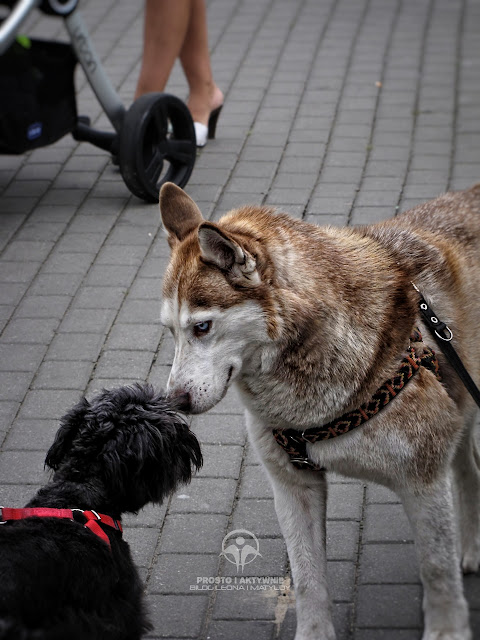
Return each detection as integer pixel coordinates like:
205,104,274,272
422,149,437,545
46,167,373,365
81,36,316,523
400,475,471,640
245,411,335,640
273,473,336,640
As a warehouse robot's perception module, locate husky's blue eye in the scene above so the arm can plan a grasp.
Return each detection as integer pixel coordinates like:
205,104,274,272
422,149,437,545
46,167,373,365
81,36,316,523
193,320,212,338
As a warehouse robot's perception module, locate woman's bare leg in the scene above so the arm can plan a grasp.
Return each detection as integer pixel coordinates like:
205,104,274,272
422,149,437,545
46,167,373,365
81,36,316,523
179,0,223,125
134,0,190,100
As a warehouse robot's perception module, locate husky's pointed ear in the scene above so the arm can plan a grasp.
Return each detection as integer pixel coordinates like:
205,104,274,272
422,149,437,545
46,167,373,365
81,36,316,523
160,182,204,247
198,222,260,286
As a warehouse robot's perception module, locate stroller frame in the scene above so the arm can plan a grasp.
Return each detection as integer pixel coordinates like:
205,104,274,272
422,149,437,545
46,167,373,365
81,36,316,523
0,0,197,202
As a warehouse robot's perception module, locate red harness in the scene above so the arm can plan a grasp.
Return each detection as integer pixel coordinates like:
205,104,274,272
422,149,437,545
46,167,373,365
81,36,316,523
0,507,123,548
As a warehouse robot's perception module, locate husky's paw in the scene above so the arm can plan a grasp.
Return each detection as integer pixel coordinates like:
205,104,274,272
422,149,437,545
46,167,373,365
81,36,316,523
422,630,472,640
461,548,480,574
294,623,336,640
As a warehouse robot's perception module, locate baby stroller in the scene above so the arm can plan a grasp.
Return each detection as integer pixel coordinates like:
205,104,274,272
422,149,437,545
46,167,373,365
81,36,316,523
0,0,197,203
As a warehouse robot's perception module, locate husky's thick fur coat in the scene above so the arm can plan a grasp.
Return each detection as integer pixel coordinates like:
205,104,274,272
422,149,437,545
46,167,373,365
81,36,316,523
160,182,480,640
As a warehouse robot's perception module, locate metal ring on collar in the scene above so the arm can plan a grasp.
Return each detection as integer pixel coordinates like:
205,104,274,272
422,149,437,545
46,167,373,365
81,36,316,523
435,326,453,342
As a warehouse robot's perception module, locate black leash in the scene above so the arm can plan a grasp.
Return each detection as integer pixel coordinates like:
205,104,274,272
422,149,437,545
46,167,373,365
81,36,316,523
413,283,480,408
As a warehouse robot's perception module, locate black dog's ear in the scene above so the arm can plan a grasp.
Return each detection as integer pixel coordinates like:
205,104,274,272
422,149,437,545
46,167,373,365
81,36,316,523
45,397,91,471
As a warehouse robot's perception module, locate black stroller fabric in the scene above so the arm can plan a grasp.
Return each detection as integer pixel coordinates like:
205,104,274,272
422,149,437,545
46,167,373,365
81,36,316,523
0,38,77,153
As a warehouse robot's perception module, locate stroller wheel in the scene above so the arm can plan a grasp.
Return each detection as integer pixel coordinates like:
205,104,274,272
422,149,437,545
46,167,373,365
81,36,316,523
118,93,196,203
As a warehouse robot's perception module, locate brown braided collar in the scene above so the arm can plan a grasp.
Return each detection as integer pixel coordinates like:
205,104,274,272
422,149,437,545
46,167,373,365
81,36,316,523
272,328,441,471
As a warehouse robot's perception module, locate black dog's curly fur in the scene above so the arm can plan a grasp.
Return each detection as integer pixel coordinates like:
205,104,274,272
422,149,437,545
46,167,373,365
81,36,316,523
0,383,202,640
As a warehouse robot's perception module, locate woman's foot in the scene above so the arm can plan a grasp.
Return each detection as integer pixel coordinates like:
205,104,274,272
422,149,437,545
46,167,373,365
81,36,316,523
188,84,223,125
188,84,224,146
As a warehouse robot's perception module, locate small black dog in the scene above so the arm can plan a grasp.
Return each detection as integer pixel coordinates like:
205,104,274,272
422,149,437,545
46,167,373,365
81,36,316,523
0,383,202,640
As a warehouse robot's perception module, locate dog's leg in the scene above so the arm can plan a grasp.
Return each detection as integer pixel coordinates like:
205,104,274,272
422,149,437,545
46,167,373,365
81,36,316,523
400,475,471,640
272,471,335,640
454,411,480,573
245,413,335,640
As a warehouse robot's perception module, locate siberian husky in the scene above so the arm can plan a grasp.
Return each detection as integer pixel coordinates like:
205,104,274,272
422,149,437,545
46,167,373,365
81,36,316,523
159,181,480,640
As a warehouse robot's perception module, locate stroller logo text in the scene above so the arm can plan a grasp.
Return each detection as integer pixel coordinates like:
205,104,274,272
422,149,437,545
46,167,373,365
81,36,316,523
27,122,42,141
71,27,97,73
220,529,262,573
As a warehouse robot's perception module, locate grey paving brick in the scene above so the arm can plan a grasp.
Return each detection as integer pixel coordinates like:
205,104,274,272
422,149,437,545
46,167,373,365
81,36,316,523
360,543,419,585
313,184,359,200
148,364,170,390
328,561,356,602
29,273,84,297
0,450,49,485
105,324,161,351
363,504,413,543
279,156,323,174
84,265,137,288
95,244,149,266
402,184,446,199
0,283,28,306
355,191,400,207
239,465,273,499
145,594,209,638
127,278,161,301
366,483,400,504
234,161,277,179
191,413,246,446
138,258,169,279
0,198,38,215
67,214,117,235
0,261,42,283
45,333,104,362
95,350,154,380
0,483,43,507
72,286,127,310
150,553,220,594
1,318,59,345
231,498,281,539
17,389,81,421
308,197,353,215
354,631,421,640
208,386,244,416
0,344,48,372
0,371,34,402
122,503,168,529
350,207,393,225
0,401,20,429
159,513,229,554
327,520,360,561
169,477,237,515
32,360,93,390
356,584,422,628
228,177,272,193
16,221,67,244
14,295,72,320
54,233,105,254
116,298,161,325
54,307,115,335
3,419,58,451
327,482,364,520
197,444,243,479
206,620,274,640
0,305,14,331
122,526,160,568
213,582,282,619
319,167,364,184
40,189,87,206
222,537,287,577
